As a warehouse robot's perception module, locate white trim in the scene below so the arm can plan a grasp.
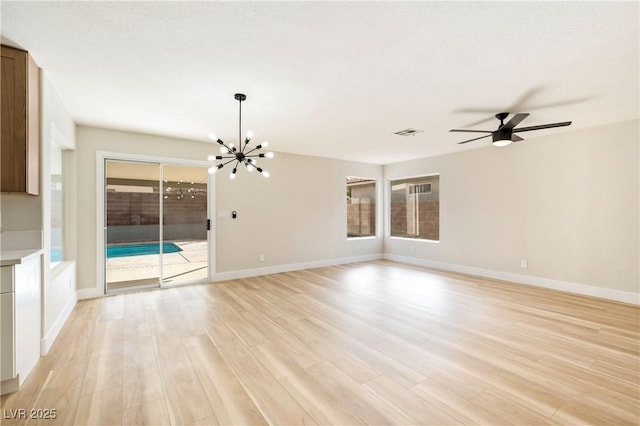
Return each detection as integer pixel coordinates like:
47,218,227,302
1,377,19,395
384,254,640,305
40,292,77,355
96,154,105,297
385,173,440,239
160,277,210,289
77,287,103,300
208,171,216,281
76,254,384,298
213,254,384,282
96,151,215,297
158,166,165,287
346,175,382,240
376,176,383,240
96,150,210,168
388,236,440,243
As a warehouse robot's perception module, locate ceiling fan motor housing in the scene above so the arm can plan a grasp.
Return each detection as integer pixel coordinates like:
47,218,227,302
493,128,512,143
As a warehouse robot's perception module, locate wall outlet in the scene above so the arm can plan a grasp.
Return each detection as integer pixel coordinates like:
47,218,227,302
521,259,528,269
259,254,265,262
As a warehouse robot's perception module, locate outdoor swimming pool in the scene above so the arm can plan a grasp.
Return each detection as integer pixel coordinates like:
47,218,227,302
106,242,182,258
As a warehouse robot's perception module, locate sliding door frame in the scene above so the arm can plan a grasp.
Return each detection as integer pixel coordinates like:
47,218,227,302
96,151,215,295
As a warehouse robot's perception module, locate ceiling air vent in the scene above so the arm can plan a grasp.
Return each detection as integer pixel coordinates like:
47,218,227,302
394,128,423,136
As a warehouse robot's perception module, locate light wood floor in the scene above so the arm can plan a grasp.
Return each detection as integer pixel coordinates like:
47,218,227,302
2,260,639,425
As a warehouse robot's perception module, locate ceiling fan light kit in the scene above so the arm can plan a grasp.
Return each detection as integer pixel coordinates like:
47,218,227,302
207,93,273,178
451,112,572,147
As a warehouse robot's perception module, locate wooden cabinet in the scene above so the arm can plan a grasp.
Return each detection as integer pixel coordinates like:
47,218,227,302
1,45,39,195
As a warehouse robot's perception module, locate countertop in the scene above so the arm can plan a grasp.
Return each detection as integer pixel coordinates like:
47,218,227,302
0,248,43,267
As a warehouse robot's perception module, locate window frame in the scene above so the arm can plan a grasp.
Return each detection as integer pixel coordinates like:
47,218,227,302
346,176,380,240
387,173,440,243
50,140,65,268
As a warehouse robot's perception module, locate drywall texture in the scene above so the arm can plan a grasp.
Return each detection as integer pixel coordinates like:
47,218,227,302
384,120,640,295
75,126,383,290
40,72,77,345
215,151,382,272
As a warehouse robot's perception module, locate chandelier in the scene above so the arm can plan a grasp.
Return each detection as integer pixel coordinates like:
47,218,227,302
207,93,273,178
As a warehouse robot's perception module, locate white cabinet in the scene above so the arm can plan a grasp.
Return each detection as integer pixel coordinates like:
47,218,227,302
0,251,41,395
0,290,15,381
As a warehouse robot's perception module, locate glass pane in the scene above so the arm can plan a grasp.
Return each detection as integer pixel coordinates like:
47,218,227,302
390,175,440,240
51,142,64,267
347,177,376,238
161,165,208,283
105,160,161,292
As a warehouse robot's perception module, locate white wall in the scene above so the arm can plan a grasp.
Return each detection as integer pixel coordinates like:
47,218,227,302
216,151,383,274
76,121,638,304
384,120,639,303
40,73,77,353
75,126,384,293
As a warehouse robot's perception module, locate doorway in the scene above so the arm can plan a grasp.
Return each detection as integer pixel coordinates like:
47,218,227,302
104,159,210,293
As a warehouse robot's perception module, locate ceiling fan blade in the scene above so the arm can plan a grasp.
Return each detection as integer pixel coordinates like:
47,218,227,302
503,113,530,130
512,135,524,142
513,121,572,133
453,88,542,114
449,129,493,133
460,116,498,128
521,97,592,111
457,134,492,144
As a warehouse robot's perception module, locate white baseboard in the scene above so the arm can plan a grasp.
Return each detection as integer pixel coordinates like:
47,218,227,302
74,254,384,299
214,253,384,282
40,292,78,355
384,254,639,305
1,376,19,395
77,287,103,300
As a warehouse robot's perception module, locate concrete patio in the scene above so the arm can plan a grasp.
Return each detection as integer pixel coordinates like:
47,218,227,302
106,240,208,291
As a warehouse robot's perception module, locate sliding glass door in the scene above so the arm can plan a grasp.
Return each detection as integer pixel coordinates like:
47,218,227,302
161,165,209,284
105,160,209,293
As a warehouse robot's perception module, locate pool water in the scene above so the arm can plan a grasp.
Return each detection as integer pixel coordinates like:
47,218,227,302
107,242,182,258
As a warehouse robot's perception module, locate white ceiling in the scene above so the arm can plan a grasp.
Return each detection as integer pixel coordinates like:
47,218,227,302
2,1,638,165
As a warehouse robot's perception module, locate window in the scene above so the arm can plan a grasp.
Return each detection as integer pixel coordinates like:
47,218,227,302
390,174,439,241
50,141,64,266
347,177,376,238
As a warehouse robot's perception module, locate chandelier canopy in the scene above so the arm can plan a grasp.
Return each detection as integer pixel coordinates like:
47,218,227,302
207,93,273,179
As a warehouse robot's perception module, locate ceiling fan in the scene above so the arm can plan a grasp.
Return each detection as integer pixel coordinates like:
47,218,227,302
450,112,572,147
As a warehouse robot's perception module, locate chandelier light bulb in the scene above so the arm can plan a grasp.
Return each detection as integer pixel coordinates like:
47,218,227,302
262,171,270,178
205,93,272,179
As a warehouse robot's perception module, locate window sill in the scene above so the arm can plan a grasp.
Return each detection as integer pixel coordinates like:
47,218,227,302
387,236,440,243
52,260,75,278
